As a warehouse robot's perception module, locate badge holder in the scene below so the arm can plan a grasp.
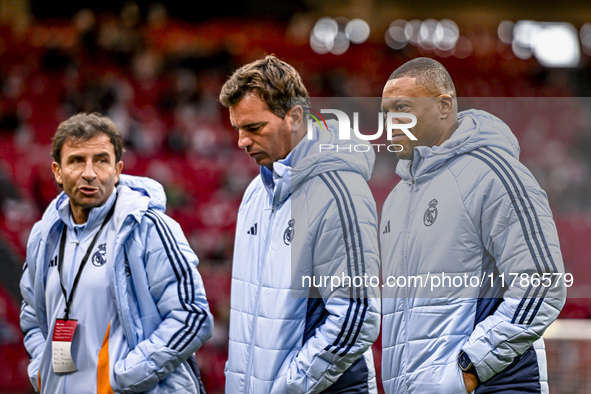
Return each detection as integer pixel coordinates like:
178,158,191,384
52,319,78,373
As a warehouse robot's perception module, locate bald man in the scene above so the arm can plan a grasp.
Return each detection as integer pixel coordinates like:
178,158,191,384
379,58,565,394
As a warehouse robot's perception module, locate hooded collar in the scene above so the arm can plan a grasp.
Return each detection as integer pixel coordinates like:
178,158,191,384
261,152,292,202
38,174,167,242
57,188,118,232
396,109,521,184
258,118,376,206
291,118,375,188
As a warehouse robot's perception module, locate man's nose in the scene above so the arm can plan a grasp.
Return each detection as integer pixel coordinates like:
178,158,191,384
81,160,97,181
237,130,252,149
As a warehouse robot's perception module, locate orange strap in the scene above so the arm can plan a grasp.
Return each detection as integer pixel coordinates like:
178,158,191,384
97,322,114,394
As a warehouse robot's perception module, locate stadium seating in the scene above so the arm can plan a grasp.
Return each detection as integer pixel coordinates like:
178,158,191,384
0,14,589,394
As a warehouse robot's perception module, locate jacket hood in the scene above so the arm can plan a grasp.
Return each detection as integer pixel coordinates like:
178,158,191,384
290,118,376,188
262,118,376,206
117,174,167,212
39,174,167,239
396,109,521,183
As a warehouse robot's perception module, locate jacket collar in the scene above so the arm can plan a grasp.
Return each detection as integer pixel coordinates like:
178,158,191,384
260,152,292,206
395,109,520,185
57,189,118,231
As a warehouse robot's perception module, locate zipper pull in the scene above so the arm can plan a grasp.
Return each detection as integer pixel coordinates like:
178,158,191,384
271,206,275,213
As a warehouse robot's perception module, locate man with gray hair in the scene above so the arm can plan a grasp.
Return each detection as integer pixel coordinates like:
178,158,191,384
380,58,565,394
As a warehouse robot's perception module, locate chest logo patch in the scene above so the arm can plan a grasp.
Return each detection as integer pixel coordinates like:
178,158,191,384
423,199,438,227
92,243,107,267
284,219,295,245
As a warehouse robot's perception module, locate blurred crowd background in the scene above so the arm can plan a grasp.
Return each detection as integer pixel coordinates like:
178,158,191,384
0,0,590,393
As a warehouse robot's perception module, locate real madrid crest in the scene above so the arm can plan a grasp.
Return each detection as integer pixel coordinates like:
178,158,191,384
92,243,107,266
423,199,438,227
284,219,295,245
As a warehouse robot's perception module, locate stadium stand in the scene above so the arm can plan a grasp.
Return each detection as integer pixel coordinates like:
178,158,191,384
0,6,590,394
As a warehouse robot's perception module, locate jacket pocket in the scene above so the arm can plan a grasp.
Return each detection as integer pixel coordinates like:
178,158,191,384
408,362,470,394
269,349,298,394
144,362,198,394
453,361,471,394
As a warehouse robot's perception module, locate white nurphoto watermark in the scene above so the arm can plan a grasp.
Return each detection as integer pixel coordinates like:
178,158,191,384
307,110,417,153
302,272,573,293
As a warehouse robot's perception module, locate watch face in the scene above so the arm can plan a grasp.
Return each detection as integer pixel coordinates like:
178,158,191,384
458,352,473,370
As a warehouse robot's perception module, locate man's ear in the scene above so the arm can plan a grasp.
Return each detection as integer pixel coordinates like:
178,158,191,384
438,95,454,119
288,105,304,132
114,161,124,185
51,162,63,186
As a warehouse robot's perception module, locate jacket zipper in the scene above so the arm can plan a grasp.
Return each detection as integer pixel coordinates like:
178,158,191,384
401,176,415,393
113,217,140,349
244,200,277,392
114,241,135,349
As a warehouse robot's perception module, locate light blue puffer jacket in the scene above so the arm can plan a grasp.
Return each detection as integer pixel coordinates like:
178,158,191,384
380,109,566,394
20,175,214,393
226,119,381,393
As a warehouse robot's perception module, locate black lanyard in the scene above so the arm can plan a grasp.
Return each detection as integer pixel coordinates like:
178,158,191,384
57,197,117,321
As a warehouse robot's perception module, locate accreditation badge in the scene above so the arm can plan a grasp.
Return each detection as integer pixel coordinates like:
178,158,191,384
51,319,78,373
